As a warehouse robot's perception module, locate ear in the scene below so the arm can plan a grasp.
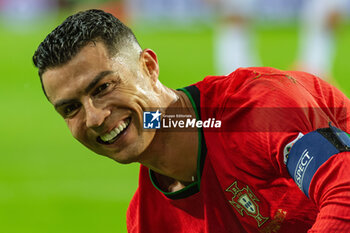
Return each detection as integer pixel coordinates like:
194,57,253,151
139,49,159,83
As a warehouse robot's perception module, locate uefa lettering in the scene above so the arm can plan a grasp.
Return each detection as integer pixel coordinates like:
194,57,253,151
294,149,314,190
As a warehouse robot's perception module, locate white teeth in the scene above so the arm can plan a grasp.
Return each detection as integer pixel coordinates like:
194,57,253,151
100,119,130,142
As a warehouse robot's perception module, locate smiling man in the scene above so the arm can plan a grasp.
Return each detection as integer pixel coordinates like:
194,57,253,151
33,9,350,233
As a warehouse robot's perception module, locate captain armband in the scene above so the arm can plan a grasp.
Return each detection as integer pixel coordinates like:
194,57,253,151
286,123,350,198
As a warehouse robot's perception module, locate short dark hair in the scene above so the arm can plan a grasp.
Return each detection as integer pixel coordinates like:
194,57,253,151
33,9,140,78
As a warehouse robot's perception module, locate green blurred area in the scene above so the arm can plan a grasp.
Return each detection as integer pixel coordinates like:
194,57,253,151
1,13,350,233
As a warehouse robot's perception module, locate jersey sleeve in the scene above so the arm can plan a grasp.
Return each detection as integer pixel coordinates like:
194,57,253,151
217,68,349,177
285,124,350,231
307,152,350,232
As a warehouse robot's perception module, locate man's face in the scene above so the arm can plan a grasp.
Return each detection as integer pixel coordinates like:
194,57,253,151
42,42,159,164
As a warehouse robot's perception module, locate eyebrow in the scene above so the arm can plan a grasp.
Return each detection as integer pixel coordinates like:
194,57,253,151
84,70,114,93
54,70,114,109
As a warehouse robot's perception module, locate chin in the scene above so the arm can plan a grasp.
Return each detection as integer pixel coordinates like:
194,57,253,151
105,150,141,164
110,154,139,165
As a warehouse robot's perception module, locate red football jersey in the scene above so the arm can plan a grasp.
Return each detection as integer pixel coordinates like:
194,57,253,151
127,67,350,232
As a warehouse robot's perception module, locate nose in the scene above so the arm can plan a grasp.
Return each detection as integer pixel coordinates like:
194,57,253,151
85,98,111,129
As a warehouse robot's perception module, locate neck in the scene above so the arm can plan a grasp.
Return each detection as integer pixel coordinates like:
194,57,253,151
138,86,199,185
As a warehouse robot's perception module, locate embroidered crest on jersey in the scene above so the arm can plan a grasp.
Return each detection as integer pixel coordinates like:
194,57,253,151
283,132,304,164
226,181,269,227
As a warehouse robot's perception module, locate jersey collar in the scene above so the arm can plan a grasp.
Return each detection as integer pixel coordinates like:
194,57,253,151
149,85,208,200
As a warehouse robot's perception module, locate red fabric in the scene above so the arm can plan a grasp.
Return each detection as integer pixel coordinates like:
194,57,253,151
308,152,350,232
127,67,350,232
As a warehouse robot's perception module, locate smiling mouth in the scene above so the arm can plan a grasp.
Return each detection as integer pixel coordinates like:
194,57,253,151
97,117,131,145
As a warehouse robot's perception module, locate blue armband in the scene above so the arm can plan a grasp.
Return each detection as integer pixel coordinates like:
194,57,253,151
286,123,350,198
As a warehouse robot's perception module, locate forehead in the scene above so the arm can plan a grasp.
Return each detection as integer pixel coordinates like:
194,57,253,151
42,42,117,103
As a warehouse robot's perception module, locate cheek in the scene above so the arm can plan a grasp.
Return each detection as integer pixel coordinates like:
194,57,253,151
134,80,161,106
66,118,84,140
104,88,145,106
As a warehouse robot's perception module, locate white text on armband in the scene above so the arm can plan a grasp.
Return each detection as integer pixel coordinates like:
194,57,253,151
287,131,340,197
294,149,314,190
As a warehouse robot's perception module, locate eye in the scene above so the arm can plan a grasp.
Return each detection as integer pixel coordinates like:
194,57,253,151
63,102,81,117
92,83,110,96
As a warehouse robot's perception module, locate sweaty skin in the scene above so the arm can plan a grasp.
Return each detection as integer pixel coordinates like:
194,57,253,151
42,42,198,190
